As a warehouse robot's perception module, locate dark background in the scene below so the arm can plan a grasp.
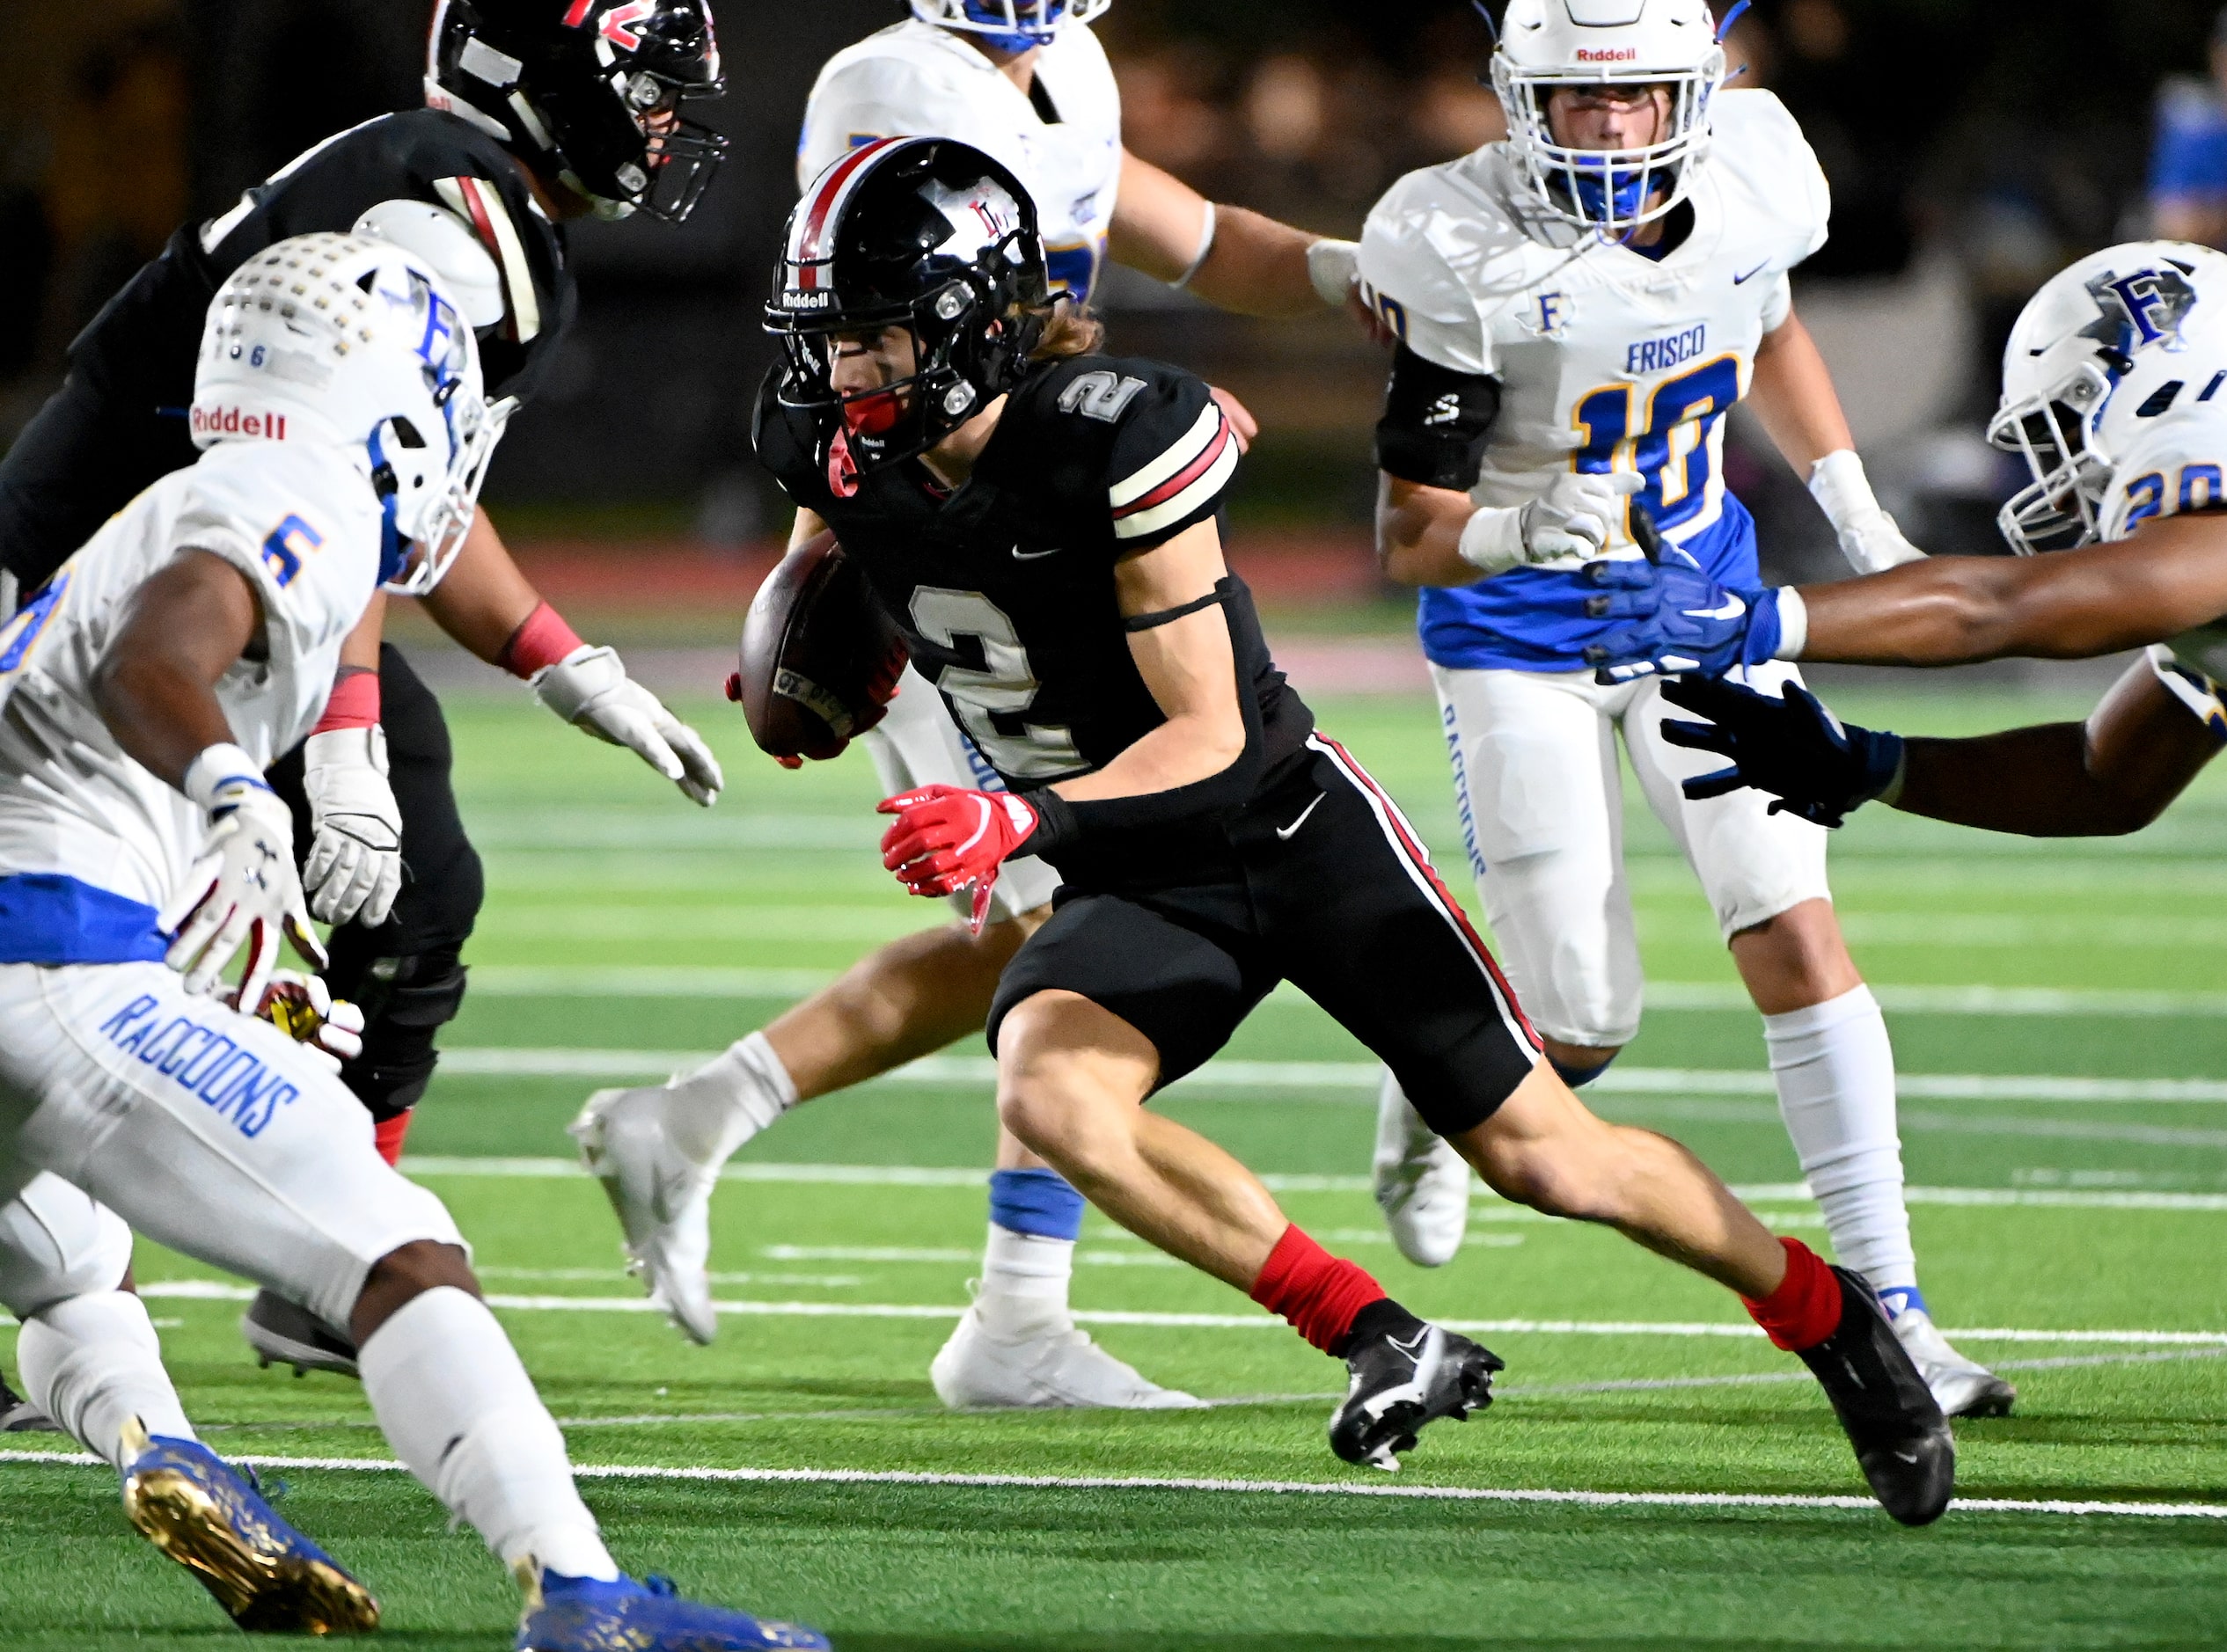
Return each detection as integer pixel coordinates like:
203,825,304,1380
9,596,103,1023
4,0,2223,572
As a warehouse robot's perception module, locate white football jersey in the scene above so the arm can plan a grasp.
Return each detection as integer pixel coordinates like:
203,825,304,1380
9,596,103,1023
0,440,383,919
2098,404,2227,732
799,18,1123,302
1359,90,1828,559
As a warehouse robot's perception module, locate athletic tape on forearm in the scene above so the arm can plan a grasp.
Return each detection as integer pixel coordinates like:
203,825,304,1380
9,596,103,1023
1171,201,1218,290
182,742,267,811
1771,588,1809,660
311,666,381,735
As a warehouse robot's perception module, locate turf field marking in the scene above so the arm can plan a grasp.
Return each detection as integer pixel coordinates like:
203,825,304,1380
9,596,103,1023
466,968,2227,1018
760,1245,1188,1268
126,1280,2227,1347
4,1447,2223,1520
399,1155,2227,1210
436,1047,2227,1107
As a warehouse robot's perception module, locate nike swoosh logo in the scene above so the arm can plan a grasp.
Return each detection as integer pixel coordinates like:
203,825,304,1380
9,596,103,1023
1684,594,1747,622
1012,545,1062,560
1275,794,1324,841
1733,262,1769,285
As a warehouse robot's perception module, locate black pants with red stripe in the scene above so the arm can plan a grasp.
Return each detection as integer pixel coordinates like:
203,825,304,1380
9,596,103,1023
987,734,1543,1136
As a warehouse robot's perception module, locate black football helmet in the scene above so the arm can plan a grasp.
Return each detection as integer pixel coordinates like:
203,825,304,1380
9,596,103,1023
766,137,1052,478
426,0,726,223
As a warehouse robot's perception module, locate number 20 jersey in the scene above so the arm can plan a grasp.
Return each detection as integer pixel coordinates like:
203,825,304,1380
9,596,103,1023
2099,394,2227,737
1358,90,1830,672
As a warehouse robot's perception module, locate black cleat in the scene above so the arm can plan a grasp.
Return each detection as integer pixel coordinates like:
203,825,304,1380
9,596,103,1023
1798,1266,1956,1526
1330,1321,1502,1471
0,1368,61,1433
241,1290,361,1380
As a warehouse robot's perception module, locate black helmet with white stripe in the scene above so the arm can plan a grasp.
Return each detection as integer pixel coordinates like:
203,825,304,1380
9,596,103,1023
426,0,727,223
766,136,1051,474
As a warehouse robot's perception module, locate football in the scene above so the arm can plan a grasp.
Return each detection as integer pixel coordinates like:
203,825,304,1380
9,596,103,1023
727,529,909,762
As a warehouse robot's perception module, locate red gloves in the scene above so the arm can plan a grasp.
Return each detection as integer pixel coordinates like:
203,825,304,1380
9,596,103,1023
878,785,1040,931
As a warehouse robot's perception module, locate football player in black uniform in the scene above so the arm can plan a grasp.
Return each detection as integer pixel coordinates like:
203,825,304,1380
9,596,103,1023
0,0,728,1405
742,136,1954,1522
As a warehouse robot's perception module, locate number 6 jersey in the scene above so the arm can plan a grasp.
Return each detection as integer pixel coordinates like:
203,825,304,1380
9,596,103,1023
1358,89,1830,672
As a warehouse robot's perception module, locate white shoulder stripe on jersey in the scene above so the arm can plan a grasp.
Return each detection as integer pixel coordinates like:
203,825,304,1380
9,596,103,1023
1109,403,1221,509
1111,435,1239,542
434,176,540,343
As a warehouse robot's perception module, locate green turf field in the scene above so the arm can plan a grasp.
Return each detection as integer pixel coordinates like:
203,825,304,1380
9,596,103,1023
5,681,2227,1649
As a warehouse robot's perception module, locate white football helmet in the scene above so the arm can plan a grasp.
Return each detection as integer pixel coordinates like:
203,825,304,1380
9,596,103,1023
1989,241,2227,553
1491,0,1726,239
191,231,502,596
910,0,1110,50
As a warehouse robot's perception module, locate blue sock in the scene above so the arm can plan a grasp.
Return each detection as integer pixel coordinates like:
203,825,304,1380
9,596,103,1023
986,1167,1086,1241
1549,1051,1618,1090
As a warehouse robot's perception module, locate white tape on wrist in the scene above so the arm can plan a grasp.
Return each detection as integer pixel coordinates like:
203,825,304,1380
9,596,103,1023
1171,201,1218,290
1806,450,1879,533
1772,588,1810,661
1455,505,1527,576
1306,238,1359,307
182,742,267,813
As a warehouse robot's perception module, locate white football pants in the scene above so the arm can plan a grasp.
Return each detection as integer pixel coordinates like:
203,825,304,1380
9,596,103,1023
1432,660,1832,1048
0,961,461,1330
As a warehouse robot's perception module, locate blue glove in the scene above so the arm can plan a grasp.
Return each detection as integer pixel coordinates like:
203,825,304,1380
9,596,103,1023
1579,558,1787,683
1658,674,1906,830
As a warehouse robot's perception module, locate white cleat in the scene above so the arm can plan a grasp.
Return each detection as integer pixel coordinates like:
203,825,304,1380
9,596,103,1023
930,1303,1207,1411
569,1085,720,1345
1892,1305,2018,1419
1373,1072,1470,1267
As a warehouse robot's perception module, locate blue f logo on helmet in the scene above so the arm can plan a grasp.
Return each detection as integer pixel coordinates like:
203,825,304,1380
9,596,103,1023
1491,0,1726,240
912,0,1111,55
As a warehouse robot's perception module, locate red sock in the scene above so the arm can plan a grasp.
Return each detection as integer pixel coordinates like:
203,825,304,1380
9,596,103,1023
1742,1237,1844,1352
1249,1224,1387,1356
373,1111,414,1168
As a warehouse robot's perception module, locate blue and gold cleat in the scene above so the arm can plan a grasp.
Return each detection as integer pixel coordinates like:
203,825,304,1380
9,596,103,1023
119,1417,378,1634
516,1568,831,1651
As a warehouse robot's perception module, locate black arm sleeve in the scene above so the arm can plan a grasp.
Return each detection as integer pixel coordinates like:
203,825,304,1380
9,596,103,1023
1017,579,1266,856
1374,344,1501,492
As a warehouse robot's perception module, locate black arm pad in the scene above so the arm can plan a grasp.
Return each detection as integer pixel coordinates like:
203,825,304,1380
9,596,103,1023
1374,344,1502,492
1018,587,1266,857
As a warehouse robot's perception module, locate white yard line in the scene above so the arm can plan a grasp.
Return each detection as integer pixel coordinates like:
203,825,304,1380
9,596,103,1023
124,1279,2225,1347
465,968,2227,1018
2,1447,2220,1520
436,1047,2227,1107
398,1154,2227,1211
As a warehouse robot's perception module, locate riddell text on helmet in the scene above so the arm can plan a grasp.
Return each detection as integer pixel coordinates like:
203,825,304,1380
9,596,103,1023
190,406,289,440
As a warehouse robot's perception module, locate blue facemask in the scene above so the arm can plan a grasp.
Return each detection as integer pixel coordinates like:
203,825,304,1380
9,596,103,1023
1565,155,1658,225
957,0,1064,52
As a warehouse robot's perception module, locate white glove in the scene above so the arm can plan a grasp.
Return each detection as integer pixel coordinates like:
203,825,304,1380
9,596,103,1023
244,969,365,1077
1810,450,1927,574
532,644,724,806
161,745,326,1007
1307,238,1359,308
1458,471,1646,575
301,727,402,929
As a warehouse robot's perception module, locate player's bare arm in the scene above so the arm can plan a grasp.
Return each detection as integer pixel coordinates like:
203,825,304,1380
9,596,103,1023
1108,151,1327,318
1795,508,2227,665
1889,662,2221,836
1745,310,1855,472
92,552,265,787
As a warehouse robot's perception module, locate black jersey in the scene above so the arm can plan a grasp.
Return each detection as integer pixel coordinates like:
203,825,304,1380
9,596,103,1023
0,110,571,588
754,351,1315,885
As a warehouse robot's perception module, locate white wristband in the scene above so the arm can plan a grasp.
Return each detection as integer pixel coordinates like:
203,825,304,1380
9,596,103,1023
1806,449,1879,532
182,742,267,812
1306,238,1359,308
1454,505,1527,576
1771,588,1810,661
1171,201,1217,290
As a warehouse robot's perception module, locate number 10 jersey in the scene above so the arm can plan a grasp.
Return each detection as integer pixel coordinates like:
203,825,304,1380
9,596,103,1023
1358,90,1830,672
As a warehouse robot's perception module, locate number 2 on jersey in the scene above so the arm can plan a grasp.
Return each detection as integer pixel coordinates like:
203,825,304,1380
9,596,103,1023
1572,355,1742,537
908,588,1086,782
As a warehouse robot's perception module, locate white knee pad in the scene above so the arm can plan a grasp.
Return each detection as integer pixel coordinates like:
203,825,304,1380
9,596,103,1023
0,1176,134,1319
